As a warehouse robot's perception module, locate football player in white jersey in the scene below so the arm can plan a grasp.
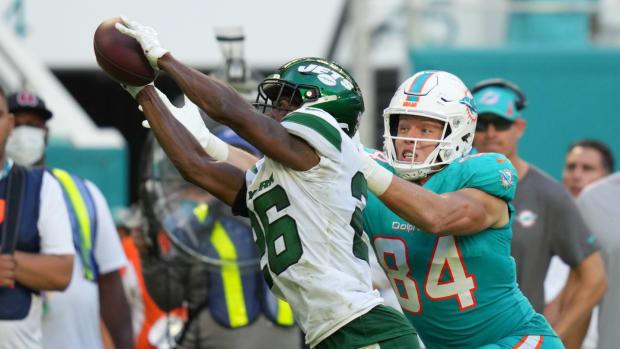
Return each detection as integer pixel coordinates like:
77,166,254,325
115,17,418,349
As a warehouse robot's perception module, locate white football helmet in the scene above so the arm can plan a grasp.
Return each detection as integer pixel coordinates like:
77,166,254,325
383,71,478,181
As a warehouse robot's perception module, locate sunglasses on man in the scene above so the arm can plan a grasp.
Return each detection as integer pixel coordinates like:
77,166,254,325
475,117,514,132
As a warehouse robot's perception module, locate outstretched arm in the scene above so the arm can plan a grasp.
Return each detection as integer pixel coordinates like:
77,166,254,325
142,88,259,171
157,53,319,171
362,152,509,235
136,85,244,206
116,18,319,171
380,178,509,235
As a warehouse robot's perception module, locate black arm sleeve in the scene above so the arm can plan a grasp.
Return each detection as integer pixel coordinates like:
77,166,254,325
231,181,249,217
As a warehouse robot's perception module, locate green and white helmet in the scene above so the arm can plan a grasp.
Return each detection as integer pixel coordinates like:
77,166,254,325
254,57,364,137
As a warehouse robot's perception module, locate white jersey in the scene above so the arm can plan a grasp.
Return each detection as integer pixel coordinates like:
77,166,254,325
42,180,127,349
243,107,382,347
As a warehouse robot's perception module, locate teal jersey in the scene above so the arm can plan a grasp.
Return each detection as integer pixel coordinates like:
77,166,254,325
362,150,556,348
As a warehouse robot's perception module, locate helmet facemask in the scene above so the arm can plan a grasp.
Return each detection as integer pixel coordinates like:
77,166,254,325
254,77,314,116
253,58,364,137
384,113,455,181
383,71,477,181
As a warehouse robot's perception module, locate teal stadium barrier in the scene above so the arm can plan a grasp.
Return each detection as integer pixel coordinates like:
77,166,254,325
46,136,128,212
508,0,592,47
408,0,619,179
409,47,620,180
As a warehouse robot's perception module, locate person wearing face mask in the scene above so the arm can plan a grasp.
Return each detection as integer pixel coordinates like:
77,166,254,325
6,89,134,349
4,90,52,166
0,85,75,349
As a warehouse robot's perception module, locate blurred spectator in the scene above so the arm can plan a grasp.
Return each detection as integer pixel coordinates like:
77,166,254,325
0,87,74,349
576,171,620,349
5,89,133,349
116,205,146,345
117,205,185,349
546,139,615,349
471,79,607,349
563,139,615,198
137,129,300,349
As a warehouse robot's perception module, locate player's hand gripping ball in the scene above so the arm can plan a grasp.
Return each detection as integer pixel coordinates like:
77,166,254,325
93,17,157,86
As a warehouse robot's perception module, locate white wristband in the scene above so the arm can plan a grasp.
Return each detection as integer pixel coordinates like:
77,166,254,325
366,160,393,196
203,135,229,161
360,149,393,196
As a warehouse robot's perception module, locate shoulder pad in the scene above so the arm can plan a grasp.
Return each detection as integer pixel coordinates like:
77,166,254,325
454,152,517,201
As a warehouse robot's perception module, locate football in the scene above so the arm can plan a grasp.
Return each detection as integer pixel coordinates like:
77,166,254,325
93,17,157,86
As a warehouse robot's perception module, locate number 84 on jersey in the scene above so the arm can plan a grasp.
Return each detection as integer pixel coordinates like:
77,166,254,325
373,235,477,313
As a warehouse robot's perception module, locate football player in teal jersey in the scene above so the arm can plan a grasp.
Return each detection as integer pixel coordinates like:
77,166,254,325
360,71,564,348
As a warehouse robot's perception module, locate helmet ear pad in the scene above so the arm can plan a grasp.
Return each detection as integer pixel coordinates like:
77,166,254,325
436,123,454,163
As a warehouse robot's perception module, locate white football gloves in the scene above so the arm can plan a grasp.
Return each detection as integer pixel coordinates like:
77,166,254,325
120,82,152,99
359,145,393,196
142,88,230,161
115,15,169,71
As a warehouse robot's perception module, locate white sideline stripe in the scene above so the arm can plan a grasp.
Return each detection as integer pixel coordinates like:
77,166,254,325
515,335,542,348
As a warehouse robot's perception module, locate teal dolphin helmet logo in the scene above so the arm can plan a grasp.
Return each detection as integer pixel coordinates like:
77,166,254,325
459,96,478,115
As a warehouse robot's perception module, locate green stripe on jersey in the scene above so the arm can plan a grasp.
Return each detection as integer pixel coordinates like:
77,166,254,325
282,112,342,151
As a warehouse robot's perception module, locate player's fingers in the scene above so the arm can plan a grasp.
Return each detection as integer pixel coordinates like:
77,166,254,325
119,15,138,28
114,23,134,36
0,269,15,287
144,26,157,36
119,15,129,23
0,255,16,278
116,26,137,39
142,119,150,128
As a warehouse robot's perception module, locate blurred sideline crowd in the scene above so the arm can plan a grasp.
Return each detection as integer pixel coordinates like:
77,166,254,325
0,41,618,349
